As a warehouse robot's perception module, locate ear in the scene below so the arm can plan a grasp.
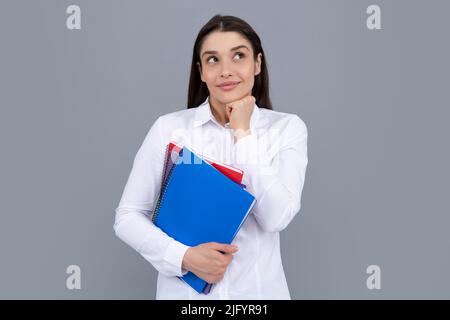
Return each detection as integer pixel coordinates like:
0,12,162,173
197,62,204,82
254,53,262,76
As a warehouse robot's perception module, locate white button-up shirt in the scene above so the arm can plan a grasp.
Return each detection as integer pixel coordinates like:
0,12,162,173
114,96,308,300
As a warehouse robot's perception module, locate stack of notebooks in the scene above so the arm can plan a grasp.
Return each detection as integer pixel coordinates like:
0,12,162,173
151,142,256,294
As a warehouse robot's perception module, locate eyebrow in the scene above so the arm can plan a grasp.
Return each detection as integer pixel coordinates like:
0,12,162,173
201,45,250,58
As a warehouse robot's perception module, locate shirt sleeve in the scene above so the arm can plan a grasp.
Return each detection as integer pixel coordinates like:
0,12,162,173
230,115,308,233
113,116,190,277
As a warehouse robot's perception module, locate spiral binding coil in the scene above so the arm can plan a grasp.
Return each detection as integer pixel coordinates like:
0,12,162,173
152,146,181,224
159,143,170,191
151,143,169,222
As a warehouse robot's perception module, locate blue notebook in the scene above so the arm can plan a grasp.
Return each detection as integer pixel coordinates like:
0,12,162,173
152,145,256,294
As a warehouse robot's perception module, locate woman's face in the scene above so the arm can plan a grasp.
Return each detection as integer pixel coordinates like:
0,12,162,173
198,31,262,105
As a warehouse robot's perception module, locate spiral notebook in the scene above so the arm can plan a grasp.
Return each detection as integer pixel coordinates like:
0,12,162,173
165,141,245,187
152,145,256,294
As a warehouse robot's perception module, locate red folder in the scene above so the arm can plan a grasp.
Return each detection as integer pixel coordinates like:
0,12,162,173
168,142,244,185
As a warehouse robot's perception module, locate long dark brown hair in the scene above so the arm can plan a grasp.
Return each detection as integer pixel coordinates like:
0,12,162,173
187,15,272,110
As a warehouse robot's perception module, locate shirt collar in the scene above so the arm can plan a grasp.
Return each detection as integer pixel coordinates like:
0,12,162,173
193,96,260,130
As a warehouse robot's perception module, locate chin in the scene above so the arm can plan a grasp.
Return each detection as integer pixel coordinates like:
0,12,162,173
215,90,247,104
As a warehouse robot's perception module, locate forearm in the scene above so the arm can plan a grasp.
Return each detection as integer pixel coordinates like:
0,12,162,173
230,117,308,233
114,206,190,277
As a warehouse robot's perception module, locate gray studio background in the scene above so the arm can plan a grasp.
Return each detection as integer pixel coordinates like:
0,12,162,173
1,0,449,299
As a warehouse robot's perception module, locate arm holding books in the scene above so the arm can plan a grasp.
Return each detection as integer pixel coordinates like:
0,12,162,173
114,117,190,278
114,116,239,282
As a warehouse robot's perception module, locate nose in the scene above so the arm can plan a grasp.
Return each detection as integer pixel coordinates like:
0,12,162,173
220,59,233,78
221,71,232,78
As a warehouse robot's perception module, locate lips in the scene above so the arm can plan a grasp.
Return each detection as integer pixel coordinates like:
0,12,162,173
218,81,241,87
217,81,241,91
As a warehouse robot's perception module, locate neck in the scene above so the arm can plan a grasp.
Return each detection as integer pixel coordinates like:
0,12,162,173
209,96,229,126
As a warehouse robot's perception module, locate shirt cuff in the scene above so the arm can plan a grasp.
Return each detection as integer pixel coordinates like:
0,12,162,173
163,239,190,277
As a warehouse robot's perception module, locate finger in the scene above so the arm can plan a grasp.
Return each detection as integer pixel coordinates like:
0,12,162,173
221,253,234,265
225,102,234,109
246,96,255,106
211,242,238,253
244,95,254,104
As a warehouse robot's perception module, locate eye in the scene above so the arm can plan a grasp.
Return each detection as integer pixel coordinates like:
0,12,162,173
206,56,217,64
234,52,245,60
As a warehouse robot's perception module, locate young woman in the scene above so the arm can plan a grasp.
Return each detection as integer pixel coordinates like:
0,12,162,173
114,14,308,300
